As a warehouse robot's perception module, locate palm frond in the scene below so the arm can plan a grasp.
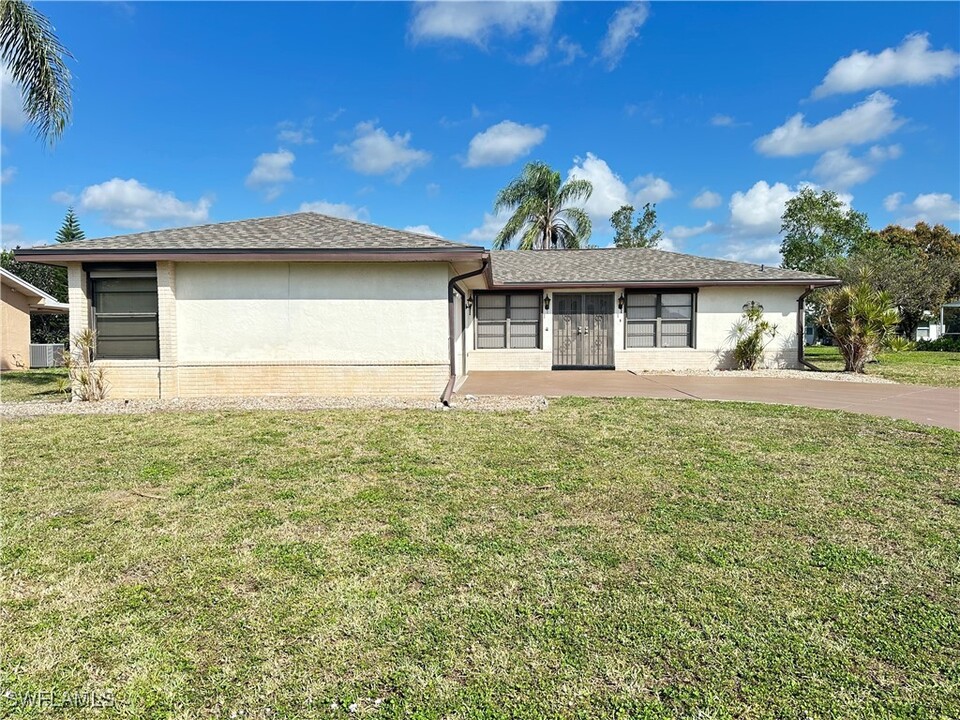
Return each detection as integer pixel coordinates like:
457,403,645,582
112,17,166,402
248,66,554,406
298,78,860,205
560,207,592,242
557,177,592,206
0,0,73,144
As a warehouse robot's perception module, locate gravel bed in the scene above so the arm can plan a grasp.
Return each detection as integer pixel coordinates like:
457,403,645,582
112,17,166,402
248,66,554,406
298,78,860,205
0,394,549,419
637,368,895,384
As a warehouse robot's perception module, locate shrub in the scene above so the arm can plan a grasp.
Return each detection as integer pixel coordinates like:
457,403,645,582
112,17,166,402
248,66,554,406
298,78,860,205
62,328,107,401
732,303,778,370
818,280,899,373
916,337,960,352
884,335,915,353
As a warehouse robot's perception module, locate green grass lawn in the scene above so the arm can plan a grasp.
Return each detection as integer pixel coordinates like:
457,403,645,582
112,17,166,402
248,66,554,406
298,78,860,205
805,346,960,387
0,367,68,403
2,400,958,718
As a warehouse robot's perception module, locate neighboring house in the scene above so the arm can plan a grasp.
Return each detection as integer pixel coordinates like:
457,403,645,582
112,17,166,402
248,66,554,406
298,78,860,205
915,301,960,341
14,213,838,400
1,268,69,370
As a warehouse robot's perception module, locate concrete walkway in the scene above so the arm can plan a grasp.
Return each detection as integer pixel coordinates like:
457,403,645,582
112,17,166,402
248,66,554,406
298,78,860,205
458,371,960,430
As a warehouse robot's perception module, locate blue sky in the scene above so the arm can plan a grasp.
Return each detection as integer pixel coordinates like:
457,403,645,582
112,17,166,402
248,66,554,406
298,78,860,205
2,1,958,264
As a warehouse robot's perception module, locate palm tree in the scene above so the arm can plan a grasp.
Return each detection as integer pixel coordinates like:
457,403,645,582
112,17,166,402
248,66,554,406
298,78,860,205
818,276,899,373
1,0,73,144
493,162,593,250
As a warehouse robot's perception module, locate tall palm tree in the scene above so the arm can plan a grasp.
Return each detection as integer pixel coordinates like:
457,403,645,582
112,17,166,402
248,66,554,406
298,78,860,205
1,0,73,144
493,162,593,250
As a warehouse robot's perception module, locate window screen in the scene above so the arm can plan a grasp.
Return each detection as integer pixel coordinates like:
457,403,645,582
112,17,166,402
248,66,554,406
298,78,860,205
625,292,694,348
92,276,159,359
475,293,541,349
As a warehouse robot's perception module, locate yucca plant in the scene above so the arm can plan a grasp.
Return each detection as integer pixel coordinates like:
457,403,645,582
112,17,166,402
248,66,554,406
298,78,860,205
732,303,778,370
884,335,915,353
493,162,593,250
819,279,899,373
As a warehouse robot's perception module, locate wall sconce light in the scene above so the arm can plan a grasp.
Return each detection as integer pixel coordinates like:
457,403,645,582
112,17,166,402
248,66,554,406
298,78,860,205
617,293,625,311
465,295,473,314
543,295,551,311
742,301,763,313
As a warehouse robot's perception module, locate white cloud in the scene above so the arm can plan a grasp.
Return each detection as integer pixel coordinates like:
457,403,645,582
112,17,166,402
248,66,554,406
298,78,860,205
599,1,650,70
245,149,295,200
886,192,960,226
813,33,960,98
691,190,722,209
556,36,585,65
426,182,441,198
520,43,549,65
721,181,857,264
1,67,26,132
77,178,212,230
409,1,557,46
567,153,673,228
334,121,430,181
276,118,315,145
403,224,440,237
657,236,678,252
632,173,675,204
465,120,547,167
1,166,16,184
754,92,904,157
464,211,510,244
1,223,23,249
883,192,904,212
811,144,901,190
298,200,368,221
50,190,75,205
669,221,715,240
728,180,799,237
721,240,783,266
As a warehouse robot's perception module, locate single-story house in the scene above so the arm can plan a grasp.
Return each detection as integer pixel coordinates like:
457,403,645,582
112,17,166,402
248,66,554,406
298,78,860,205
915,301,960,341
1,267,69,370
14,212,839,401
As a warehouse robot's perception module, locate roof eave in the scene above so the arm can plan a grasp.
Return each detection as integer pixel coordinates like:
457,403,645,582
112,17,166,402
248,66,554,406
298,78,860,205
490,278,842,289
14,246,489,266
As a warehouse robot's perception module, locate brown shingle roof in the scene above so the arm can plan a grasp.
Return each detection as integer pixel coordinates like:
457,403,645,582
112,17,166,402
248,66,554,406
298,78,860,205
489,248,837,286
20,213,481,254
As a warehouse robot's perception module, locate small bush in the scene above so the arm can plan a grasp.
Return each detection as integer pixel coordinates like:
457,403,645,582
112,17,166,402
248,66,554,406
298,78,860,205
916,337,960,352
732,303,778,370
885,335,915,353
63,328,107,401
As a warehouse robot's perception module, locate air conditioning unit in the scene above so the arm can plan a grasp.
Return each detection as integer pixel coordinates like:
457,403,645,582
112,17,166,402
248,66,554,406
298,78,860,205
29,344,66,368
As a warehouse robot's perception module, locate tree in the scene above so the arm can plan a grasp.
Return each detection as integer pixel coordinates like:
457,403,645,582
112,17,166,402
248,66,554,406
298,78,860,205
780,188,869,273
610,203,663,248
0,0,74,144
493,162,592,250
55,206,84,243
818,277,899,373
0,208,83,343
840,223,960,338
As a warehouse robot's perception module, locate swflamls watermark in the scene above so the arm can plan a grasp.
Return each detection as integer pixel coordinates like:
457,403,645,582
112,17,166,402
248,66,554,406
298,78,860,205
2,688,116,709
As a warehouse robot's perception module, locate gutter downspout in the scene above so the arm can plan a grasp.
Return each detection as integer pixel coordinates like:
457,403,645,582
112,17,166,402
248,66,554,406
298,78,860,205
797,285,819,371
441,258,489,406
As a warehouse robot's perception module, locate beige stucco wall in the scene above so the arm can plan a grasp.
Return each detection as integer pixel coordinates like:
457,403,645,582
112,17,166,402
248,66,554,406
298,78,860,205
1,284,32,370
175,262,449,364
68,261,453,400
465,285,804,373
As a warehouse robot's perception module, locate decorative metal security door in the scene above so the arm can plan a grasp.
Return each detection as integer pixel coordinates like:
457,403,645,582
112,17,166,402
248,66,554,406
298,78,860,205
552,293,615,369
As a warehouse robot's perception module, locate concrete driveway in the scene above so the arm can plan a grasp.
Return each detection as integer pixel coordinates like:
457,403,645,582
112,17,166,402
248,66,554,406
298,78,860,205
458,371,960,430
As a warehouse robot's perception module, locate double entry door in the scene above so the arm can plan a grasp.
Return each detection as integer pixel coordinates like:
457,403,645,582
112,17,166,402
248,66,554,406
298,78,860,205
552,293,615,369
